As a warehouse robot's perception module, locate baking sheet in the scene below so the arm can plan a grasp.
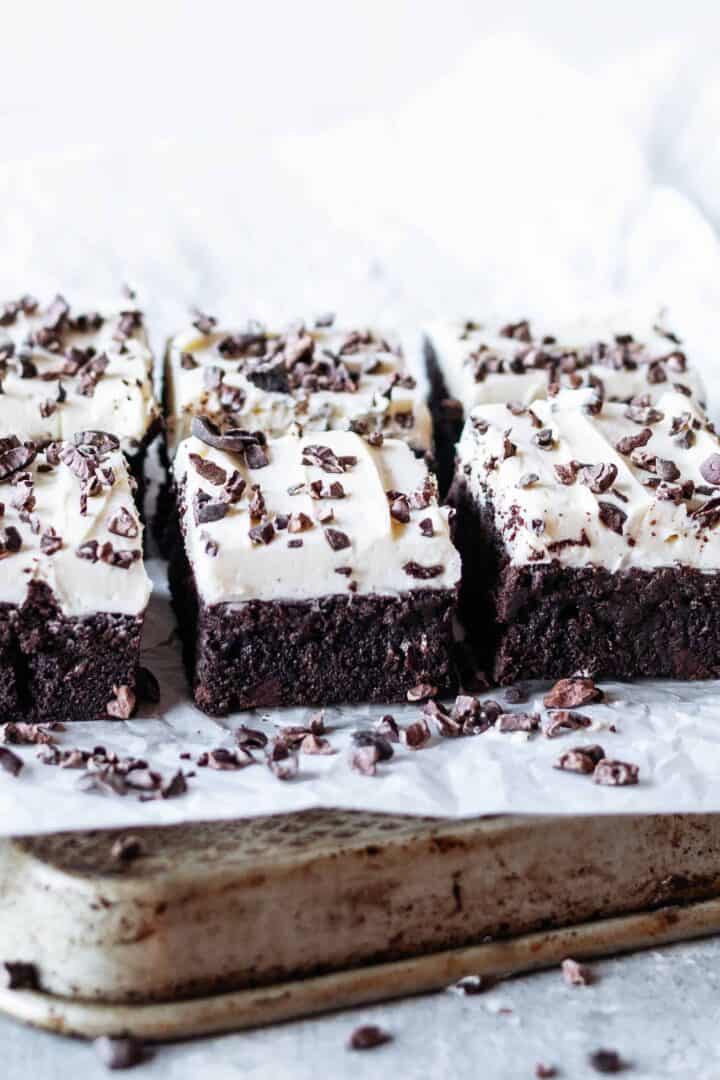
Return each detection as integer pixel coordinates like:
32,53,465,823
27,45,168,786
2,34,720,834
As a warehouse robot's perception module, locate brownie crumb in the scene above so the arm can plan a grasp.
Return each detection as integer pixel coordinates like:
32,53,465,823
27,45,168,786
543,711,592,738
94,1035,147,1070
555,744,606,774
544,677,604,709
106,685,137,720
348,1025,392,1051
561,957,593,986
588,1048,629,1073
593,759,639,786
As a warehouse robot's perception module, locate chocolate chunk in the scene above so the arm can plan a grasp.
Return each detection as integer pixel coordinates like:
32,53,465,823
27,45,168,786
235,725,268,750
191,415,253,454
106,685,137,720
249,520,276,545
161,770,188,798
401,717,431,749
555,744,606,774
561,957,593,986
246,357,290,393
497,712,540,733
109,507,139,538
402,561,443,579
598,501,627,535
578,463,618,494
206,747,254,770
544,677,604,708
73,431,120,452
3,961,38,990
593,758,639,786
390,495,410,523
348,1025,392,1051
93,1035,146,1070
700,453,720,487
422,699,461,738
76,539,99,562
302,444,356,474
189,453,227,486
543,711,592,738
324,527,350,551
110,835,144,862
40,527,62,555
372,715,400,742
288,512,313,533
0,442,35,482
0,747,23,776
194,491,228,525
244,440,269,469
588,1048,628,1073
553,462,579,485
533,428,555,450
655,458,680,482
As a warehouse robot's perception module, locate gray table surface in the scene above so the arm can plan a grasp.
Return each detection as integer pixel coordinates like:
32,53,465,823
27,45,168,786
3,936,718,1078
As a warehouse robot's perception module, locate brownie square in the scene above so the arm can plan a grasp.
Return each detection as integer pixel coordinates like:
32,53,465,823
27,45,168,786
0,293,161,503
169,422,460,714
0,432,151,722
163,315,432,459
425,314,705,493
449,387,720,683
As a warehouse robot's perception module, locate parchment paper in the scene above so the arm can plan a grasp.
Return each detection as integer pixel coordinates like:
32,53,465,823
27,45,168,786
1,34,720,834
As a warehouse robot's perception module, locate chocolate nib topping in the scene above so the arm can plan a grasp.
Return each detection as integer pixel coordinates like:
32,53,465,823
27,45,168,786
598,500,627,535
0,442,36,482
324,527,351,551
193,490,228,525
109,506,139,539
249,520,276,545
302,444,356,474
544,677,604,709
615,427,653,455
578,463,617,494
543,711,592,737
191,415,269,467
402,561,444,579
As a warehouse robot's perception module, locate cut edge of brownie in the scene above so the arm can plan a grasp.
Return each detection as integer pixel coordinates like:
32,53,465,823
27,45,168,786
0,581,143,723
167,487,458,715
449,472,720,684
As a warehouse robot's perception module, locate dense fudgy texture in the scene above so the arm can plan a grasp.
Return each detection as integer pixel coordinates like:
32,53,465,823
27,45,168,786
168,513,458,715
449,473,720,685
424,336,465,497
0,582,143,723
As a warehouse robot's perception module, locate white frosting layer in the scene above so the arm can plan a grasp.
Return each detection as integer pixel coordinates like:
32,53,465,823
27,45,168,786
175,429,460,605
0,297,159,453
165,320,431,455
457,389,720,571
0,440,151,616
426,314,706,411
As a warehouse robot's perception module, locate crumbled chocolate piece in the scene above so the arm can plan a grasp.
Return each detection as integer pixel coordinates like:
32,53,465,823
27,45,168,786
94,1035,146,1070
535,1064,558,1078
423,699,462,737
0,442,36,482
544,677,604,708
287,512,313,533
302,444,355,474
497,712,539,733
561,957,592,986
401,717,431,749
324,527,350,551
106,685,137,720
40,527,63,555
500,319,532,342
598,501,627,535
206,747,254,770
579,463,618,494
588,1048,629,1073
348,1025,392,1051
555,744,606,774
543,711,592,738
625,404,663,425
266,742,299,780
99,542,140,570
593,758,639,786
76,539,99,562
0,747,23,776
448,974,489,995
402,561,443,579
517,472,540,489
350,744,380,776
189,453,227,486
109,507,139,538
389,495,410,523
300,733,335,755
111,835,144,862
194,491,228,525
407,683,437,702
73,431,120,452
418,516,435,536
655,458,680,482
533,428,555,450
249,520,276,545
161,770,188,798
1,721,56,746
372,715,400,742
3,961,38,990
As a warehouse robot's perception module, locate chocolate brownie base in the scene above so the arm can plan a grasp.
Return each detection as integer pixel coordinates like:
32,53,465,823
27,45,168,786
0,582,143,723
168,526,458,715
449,474,720,685
424,336,465,497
